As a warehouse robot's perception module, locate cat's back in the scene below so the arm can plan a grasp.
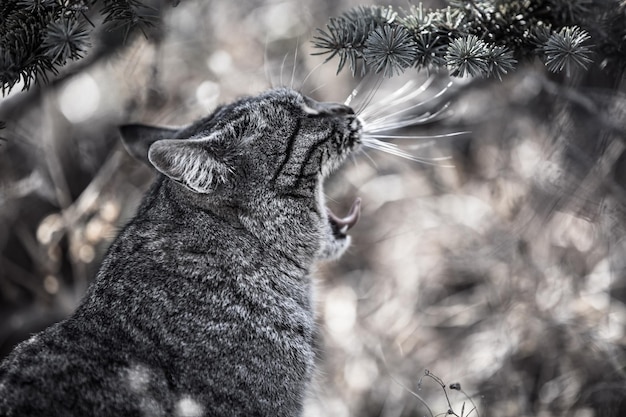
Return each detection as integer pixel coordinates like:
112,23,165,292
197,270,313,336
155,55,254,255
0,177,316,417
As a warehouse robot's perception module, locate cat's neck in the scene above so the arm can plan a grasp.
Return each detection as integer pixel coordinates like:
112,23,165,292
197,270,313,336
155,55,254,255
136,176,323,264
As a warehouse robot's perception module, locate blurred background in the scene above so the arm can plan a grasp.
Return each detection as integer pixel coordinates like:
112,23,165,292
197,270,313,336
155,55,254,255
2,1,626,416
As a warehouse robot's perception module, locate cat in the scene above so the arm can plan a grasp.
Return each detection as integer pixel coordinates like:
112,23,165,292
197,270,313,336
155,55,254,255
0,88,362,417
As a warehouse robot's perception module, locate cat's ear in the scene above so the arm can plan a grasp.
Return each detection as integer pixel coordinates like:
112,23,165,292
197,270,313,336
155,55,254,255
119,124,180,166
148,137,231,194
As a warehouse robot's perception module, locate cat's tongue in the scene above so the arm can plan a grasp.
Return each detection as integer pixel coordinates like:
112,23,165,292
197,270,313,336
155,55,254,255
328,198,361,236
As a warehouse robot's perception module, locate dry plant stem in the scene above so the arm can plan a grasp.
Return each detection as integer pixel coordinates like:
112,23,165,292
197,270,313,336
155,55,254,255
458,389,479,417
419,370,478,417
31,99,125,299
40,91,87,296
379,347,435,417
64,148,125,225
64,148,126,296
41,91,73,210
0,172,44,204
1,255,49,302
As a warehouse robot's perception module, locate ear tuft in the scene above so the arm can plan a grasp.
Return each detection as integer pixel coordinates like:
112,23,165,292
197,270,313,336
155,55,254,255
148,138,230,194
119,124,180,166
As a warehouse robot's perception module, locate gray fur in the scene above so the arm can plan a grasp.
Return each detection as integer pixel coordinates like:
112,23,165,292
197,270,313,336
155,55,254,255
0,88,361,416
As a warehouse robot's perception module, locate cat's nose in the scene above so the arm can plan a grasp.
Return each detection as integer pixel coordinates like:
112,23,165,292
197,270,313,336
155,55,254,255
303,97,354,116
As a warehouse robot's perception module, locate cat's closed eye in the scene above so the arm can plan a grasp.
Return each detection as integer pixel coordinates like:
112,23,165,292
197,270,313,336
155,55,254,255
301,95,354,117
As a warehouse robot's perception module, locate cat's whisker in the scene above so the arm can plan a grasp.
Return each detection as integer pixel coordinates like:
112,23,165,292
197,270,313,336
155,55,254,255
290,39,299,90
279,52,290,87
348,76,465,168
300,62,324,94
402,140,436,151
264,33,274,88
344,75,373,106
363,102,452,132
355,76,384,116
356,80,416,118
307,83,327,96
348,153,361,170
361,137,455,167
344,83,361,106
363,145,452,166
363,115,433,132
360,81,453,126
358,76,436,119
362,131,470,140
357,147,379,169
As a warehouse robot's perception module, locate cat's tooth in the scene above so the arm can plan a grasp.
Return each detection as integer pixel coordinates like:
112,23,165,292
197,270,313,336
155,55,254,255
327,198,361,235
343,197,361,230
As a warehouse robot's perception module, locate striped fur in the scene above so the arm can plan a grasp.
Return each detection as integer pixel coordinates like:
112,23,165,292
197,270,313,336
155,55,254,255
0,88,361,417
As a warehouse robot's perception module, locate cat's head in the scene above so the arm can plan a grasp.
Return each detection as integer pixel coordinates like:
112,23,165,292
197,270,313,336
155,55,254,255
120,88,362,258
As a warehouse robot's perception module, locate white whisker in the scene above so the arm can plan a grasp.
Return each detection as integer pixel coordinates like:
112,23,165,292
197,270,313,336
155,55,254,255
366,147,454,166
359,76,435,119
359,148,379,169
360,78,438,120
355,76,384,116
307,83,327,96
347,75,466,168
290,39,299,90
404,140,436,151
264,34,274,88
363,102,452,132
300,62,324,93
344,76,370,106
280,53,289,87
362,131,470,140
344,75,379,107
345,89,358,106
357,80,416,118
362,137,455,167
361,81,453,126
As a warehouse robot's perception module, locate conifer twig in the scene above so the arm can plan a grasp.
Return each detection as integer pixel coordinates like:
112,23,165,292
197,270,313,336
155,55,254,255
312,1,623,80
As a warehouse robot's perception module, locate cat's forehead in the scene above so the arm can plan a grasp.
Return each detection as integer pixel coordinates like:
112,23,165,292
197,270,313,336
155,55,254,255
229,88,304,112
182,89,305,136
231,88,306,114
256,87,304,102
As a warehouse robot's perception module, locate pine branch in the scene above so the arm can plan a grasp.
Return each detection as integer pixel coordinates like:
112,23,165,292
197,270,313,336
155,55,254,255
311,6,396,76
445,34,490,78
485,43,516,80
42,18,92,65
0,0,164,95
101,0,160,39
312,16,369,76
542,26,593,76
312,1,620,80
412,32,448,72
364,25,418,77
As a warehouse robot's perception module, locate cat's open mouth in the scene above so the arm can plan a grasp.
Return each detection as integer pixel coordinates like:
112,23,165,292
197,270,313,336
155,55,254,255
327,198,361,239
324,113,362,240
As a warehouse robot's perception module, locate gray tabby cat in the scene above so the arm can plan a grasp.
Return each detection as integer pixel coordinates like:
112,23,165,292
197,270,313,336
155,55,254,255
0,88,362,416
